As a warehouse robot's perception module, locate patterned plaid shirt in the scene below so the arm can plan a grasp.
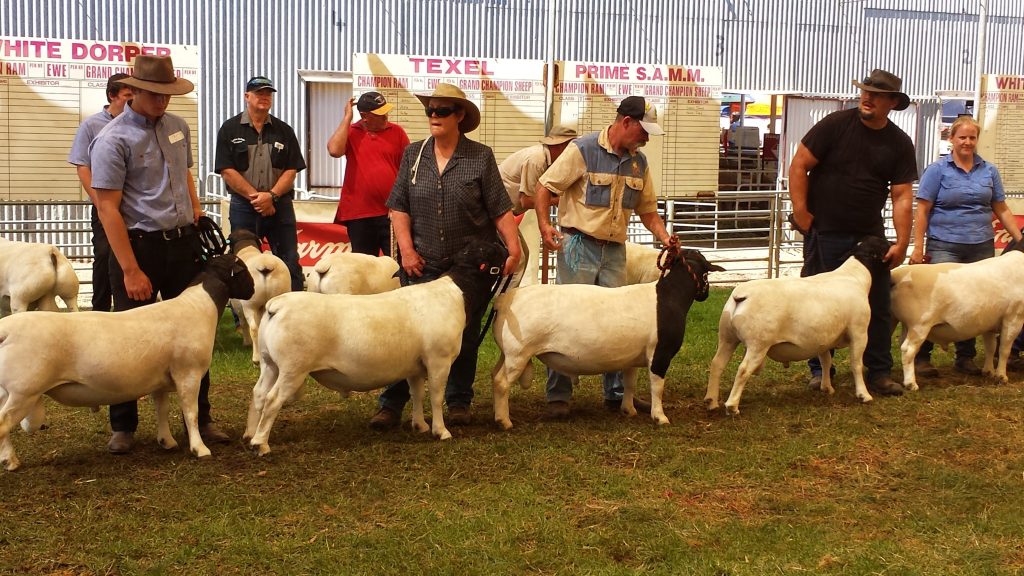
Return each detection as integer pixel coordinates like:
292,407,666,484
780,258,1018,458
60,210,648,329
387,135,512,264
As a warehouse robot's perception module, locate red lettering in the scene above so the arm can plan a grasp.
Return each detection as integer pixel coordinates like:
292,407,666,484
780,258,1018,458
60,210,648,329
464,60,479,74
108,44,124,61
445,59,461,74
124,45,141,61
574,64,587,78
426,58,441,73
409,57,425,73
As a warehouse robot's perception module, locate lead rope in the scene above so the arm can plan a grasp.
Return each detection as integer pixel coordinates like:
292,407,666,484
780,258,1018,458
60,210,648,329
196,215,229,261
476,271,514,348
656,238,709,299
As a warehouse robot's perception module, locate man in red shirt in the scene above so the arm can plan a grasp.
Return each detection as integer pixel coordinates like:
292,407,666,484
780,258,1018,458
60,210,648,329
327,91,410,255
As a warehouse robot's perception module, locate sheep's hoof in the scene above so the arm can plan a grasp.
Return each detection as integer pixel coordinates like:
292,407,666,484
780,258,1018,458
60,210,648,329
496,419,513,431
904,381,919,392
251,443,271,457
192,447,212,459
725,404,740,415
411,421,429,433
858,394,874,404
2,456,20,471
703,398,719,411
653,416,671,426
434,429,452,441
157,437,179,450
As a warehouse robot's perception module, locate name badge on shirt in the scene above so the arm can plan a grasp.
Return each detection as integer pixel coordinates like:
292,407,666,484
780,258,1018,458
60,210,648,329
168,131,185,144
274,142,285,151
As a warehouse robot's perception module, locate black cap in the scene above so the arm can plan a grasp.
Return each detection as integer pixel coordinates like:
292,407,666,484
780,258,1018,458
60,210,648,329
616,95,665,135
356,91,393,115
245,76,276,93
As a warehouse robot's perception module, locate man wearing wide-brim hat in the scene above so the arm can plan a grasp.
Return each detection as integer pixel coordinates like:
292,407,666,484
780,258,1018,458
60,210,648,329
368,82,522,430
788,67,918,399
90,55,230,454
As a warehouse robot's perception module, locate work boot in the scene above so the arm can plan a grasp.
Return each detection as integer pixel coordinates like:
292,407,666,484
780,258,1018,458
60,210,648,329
914,359,940,379
545,401,571,420
368,407,400,430
107,431,134,455
807,374,823,391
954,357,982,376
446,405,471,426
199,423,231,444
867,375,904,397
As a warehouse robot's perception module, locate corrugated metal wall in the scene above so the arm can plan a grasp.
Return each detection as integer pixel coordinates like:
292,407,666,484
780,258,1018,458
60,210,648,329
4,0,1024,192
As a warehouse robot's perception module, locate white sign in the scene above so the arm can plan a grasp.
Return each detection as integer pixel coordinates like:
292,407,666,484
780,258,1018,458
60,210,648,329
978,74,1024,194
553,61,722,198
353,53,547,163
0,37,200,200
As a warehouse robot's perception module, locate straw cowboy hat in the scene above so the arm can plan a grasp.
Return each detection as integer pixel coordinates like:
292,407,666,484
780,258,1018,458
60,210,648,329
415,83,481,133
121,55,194,96
539,124,578,146
852,69,910,111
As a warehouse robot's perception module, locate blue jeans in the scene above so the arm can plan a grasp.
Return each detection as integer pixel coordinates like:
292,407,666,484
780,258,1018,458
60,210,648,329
803,231,893,380
377,268,485,412
546,231,628,403
917,238,994,361
229,194,303,291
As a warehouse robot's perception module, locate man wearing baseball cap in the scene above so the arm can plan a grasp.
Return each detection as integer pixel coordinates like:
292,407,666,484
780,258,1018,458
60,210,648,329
534,95,672,420
327,91,409,256
215,76,307,291
789,68,917,398
90,55,230,453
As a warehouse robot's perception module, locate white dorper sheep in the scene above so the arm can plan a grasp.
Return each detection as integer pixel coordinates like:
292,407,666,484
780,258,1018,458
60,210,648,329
0,255,254,471
490,244,723,429
244,240,509,455
704,236,892,414
891,243,1024,390
306,251,400,295
228,229,292,364
0,238,80,315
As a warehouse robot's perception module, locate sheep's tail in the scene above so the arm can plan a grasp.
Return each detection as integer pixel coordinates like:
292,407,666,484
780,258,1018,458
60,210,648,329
308,260,332,293
51,249,80,312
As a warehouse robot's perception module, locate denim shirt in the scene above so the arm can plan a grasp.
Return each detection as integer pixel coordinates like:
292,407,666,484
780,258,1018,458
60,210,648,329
89,104,195,232
917,153,1004,244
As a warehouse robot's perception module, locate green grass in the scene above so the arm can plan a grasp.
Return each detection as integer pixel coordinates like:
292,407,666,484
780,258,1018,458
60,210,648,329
2,288,1023,575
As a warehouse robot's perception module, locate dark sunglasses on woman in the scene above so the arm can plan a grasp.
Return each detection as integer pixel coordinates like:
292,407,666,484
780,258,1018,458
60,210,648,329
425,106,459,118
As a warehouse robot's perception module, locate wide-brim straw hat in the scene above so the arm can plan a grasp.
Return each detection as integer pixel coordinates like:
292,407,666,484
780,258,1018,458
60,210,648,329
539,124,578,146
852,69,910,111
121,55,194,96
415,83,481,133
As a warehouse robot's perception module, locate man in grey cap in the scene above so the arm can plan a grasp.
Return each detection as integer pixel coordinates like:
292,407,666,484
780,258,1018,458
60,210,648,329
534,96,672,419
90,55,229,453
498,124,578,286
215,76,307,290
789,68,918,398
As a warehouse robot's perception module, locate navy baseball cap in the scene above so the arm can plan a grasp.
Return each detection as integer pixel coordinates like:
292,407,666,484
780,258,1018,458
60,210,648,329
616,95,664,135
245,76,277,93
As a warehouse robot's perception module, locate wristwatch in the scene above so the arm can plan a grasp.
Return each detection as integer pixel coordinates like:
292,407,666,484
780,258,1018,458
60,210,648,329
269,191,279,203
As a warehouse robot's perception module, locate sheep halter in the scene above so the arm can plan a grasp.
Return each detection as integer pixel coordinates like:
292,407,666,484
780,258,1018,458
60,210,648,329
657,239,709,300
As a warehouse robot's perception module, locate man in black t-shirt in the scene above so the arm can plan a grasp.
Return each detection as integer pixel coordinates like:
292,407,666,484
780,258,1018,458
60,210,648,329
789,69,918,397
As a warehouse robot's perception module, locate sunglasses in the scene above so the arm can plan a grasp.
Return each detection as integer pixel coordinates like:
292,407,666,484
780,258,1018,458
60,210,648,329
425,106,460,118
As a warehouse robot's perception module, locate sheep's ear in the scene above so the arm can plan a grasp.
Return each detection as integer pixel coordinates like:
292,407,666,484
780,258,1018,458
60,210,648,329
709,263,726,272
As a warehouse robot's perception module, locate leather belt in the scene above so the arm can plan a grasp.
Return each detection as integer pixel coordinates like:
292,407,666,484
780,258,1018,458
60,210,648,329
128,224,197,241
561,227,616,246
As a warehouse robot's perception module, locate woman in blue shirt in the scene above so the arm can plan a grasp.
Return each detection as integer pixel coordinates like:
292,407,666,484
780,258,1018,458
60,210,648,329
910,116,1023,376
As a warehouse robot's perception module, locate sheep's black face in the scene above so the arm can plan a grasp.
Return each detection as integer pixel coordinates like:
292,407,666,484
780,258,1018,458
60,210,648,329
454,239,509,277
207,254,255,299
850,236,891,273
228,229,262,254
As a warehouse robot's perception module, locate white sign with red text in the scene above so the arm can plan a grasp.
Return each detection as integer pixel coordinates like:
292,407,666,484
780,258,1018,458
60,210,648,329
0,36,199,200
978,74,1024,194
353,53,547,163
554,61,723,198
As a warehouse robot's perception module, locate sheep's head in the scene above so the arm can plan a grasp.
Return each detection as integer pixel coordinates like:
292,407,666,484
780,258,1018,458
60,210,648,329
228,229,262,253
848,235,891,273
657,241,724,302
201,254,256,305
453,238,509,278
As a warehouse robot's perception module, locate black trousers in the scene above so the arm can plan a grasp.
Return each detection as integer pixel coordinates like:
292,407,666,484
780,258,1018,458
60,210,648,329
90,206,112,312
107,232,213,433
344,215,391,257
